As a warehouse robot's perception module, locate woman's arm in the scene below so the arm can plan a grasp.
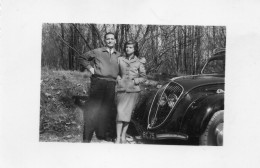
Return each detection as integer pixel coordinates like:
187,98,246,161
133,58,147,84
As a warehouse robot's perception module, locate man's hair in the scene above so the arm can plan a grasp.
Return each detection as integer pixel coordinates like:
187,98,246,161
104,32,115,40
124,40,139,57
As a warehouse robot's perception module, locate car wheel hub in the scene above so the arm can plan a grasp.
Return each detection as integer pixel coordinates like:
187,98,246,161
215,123,223,145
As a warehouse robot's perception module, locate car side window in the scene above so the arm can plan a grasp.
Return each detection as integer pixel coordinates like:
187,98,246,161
203,59,225,74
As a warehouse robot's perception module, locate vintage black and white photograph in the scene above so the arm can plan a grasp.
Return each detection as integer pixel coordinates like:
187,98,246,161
2,0,260,168
40,23,225,145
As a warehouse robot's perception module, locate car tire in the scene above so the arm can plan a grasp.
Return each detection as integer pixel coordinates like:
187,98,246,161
199,110,224,146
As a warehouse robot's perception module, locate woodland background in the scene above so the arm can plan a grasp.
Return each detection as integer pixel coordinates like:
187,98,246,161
41,23,226,75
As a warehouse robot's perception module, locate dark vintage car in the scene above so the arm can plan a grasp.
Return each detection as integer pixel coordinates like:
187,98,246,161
130,49,225,146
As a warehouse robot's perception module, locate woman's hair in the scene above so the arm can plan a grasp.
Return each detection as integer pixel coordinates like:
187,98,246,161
124,40,139,57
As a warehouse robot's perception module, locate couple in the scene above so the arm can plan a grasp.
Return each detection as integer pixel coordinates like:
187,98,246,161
80,32,146,143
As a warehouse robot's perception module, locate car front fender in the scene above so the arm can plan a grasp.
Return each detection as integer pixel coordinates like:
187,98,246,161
180,93,224,137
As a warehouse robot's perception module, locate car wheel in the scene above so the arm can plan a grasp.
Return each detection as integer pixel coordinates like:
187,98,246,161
199,110,224,146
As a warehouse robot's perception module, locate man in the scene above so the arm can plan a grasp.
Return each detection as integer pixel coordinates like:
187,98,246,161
80,32,121,142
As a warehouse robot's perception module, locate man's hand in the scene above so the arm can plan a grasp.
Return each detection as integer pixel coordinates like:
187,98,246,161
89,67,95,74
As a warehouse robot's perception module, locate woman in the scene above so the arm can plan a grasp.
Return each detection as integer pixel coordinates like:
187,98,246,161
115,41,146,144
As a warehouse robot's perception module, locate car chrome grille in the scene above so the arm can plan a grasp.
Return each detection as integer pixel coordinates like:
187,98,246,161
148,82,183,129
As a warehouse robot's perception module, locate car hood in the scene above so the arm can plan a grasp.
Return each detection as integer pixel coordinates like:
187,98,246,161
170,74,225,92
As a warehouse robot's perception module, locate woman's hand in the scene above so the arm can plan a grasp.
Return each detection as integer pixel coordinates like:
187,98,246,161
89,67,95,74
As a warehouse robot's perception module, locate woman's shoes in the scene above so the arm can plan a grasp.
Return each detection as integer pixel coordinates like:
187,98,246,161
121,140,127,144
121,139,127,144
114,138,128,144
115,139,121,144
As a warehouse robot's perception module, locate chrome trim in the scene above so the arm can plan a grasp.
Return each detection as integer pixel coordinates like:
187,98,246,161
147,82,184,129
147,83,170,129
155,133,188,140
170,75,199,81
171,74,224,81
216,89,224,94
201,63,208,74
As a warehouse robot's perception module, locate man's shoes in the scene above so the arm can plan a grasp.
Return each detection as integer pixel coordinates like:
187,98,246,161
105,137,115,142
82,140,91,143
95,135,114,142
82,130,94,143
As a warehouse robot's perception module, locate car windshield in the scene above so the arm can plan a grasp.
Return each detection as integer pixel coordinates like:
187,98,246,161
202,57,225,74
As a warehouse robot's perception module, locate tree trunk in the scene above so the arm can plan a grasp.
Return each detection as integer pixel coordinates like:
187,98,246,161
60,23,65,69
183,26,187,74
114,24,120,51
68,24,74,70
91,24,98,49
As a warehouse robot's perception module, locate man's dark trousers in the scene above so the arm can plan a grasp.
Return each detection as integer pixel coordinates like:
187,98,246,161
83,76,116,142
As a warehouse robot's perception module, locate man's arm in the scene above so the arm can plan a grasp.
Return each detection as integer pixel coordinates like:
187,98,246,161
79,50,95,74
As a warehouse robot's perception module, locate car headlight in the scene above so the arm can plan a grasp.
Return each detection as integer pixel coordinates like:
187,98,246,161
158,93,178,108
167,93,178,108
158,93,167,106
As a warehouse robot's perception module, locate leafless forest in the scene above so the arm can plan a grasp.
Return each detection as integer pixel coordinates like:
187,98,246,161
41,23,226,75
